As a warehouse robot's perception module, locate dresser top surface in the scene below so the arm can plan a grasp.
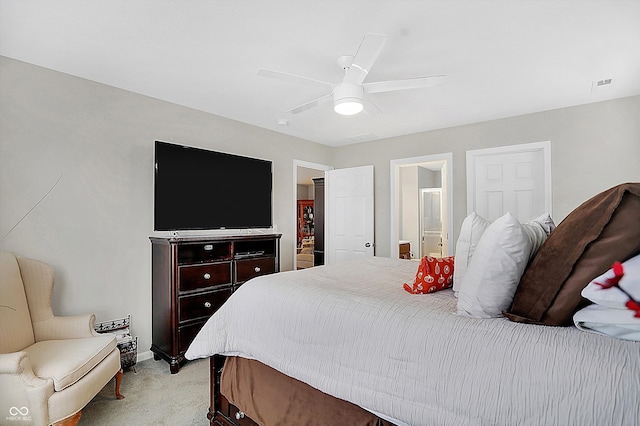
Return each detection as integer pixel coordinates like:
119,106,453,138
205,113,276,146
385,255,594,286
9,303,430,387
150,233,282,244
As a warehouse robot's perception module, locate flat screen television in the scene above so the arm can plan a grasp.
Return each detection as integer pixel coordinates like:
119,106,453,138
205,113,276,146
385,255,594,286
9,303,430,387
154,141,273,231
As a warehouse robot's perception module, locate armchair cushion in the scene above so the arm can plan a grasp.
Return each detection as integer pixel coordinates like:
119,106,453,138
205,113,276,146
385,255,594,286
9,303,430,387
24,334,116,391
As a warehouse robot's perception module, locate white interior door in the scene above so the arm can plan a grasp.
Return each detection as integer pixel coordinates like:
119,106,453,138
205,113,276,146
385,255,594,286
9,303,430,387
467,141,551,222
325,165,374,264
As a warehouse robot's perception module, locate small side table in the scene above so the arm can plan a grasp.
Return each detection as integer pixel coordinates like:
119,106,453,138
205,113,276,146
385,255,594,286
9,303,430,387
399,241,411,259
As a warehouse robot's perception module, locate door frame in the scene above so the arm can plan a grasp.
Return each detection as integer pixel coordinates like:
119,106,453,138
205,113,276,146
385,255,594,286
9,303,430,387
390,152,453,259
466,141,552,217
293,159,333,270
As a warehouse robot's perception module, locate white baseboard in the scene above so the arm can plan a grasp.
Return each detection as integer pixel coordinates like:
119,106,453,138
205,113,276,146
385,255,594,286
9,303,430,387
137,350,154,362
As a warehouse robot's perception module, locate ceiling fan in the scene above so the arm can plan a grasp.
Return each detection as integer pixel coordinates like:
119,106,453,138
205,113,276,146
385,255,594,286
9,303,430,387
257,33,446,116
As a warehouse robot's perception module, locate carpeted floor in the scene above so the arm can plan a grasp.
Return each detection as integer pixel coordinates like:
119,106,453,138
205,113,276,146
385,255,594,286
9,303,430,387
79,357,210,425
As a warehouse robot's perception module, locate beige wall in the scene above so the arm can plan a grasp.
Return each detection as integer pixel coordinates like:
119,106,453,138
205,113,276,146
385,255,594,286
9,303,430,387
2,55,639,359
0,56,332,357
332,95,640,257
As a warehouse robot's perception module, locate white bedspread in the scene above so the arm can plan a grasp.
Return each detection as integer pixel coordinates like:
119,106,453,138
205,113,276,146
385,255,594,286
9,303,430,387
186,257,640,426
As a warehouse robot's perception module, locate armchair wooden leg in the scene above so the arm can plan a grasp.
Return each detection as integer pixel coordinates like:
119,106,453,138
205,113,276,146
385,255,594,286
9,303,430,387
115,368,125,399
52,411,82,426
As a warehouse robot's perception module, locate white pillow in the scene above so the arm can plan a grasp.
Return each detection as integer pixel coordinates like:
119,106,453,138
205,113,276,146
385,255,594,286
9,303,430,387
530,212,556,235
575,254,640,341
581,254,640,309
452,212,490,296
574,304,640,341
522,213,556,260
457,212,533,318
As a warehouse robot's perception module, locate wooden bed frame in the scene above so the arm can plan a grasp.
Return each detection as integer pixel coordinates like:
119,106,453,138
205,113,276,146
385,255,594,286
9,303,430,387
207,355,395,426
208,355,257,426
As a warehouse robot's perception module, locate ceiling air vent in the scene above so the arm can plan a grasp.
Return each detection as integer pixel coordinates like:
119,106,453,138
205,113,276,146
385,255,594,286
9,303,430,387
591,78,613,92
348,133,377,143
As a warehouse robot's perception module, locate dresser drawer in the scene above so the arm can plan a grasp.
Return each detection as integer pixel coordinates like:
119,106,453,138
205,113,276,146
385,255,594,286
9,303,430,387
178,320,207,354
227,402,259,426
179,262,232,292
215,395,259,426
177,242,232,264
236,258,275,283
179,288,232,323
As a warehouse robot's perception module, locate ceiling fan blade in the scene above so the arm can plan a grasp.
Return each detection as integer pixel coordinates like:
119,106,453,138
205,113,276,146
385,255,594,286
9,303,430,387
288,94,332,115
344,33,387,85
363,95,383,116
257,68,334,90
363,75,446,94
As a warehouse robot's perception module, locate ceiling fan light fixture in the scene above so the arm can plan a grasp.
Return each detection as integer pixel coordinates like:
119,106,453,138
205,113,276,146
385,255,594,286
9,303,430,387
333,83,364,115
334,98,364,115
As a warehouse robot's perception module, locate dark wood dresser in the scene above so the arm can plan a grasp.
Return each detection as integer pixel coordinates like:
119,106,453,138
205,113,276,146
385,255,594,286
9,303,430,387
150,234,281,373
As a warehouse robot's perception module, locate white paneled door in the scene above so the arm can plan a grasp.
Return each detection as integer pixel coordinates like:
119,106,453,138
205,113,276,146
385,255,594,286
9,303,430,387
467,142,552,222
325,165,374,264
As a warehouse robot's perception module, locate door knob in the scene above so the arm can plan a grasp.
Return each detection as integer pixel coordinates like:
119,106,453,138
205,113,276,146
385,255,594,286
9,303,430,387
365,242,371,248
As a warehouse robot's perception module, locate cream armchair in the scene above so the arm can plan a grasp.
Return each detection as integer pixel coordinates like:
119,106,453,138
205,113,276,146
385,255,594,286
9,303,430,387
0,251,123,426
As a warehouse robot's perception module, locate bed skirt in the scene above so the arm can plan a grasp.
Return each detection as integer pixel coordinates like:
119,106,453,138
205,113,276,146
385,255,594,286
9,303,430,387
209,355,396,426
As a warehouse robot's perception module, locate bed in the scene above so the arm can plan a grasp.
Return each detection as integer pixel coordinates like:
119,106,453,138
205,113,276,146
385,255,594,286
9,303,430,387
185,183,640,425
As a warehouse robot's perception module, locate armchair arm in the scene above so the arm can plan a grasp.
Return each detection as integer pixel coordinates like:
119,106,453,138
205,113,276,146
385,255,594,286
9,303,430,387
0,351,28,374
0,352,53,426
33,313,98,341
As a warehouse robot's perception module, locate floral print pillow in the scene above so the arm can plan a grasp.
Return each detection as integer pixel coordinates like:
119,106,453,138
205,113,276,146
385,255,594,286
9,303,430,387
404,256,455,294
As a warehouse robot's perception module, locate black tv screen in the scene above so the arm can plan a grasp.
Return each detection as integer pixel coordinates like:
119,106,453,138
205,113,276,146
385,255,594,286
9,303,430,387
154,141,273,231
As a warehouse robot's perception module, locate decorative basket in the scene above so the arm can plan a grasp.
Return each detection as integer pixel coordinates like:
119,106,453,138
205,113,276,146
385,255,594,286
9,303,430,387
118,337,138,369
94,314,138,371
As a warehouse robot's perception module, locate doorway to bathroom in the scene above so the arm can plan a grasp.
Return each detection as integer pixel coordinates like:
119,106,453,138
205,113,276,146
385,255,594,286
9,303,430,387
390,153,453,260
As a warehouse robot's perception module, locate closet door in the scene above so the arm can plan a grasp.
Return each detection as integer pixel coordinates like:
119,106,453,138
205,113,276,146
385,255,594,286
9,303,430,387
467,141,551,222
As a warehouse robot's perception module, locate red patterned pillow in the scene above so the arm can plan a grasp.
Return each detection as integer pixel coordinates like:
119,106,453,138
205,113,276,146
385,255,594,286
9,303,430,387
403,256,455,294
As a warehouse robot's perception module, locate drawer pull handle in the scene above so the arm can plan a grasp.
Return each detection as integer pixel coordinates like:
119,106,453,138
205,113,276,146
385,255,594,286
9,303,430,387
254,266,261,273
204,301,212,308
203,273,211,280
235,411,245,420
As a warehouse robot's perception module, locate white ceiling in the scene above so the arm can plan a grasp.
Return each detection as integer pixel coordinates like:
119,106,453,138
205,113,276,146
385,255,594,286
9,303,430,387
1,0,639,147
